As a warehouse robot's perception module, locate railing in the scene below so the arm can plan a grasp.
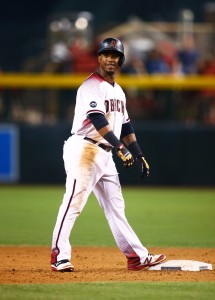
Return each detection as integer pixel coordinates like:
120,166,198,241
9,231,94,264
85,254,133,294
1,73,215,125
1,73,215,89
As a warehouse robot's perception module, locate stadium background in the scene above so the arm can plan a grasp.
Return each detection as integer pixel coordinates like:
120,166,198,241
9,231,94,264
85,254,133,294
0,0,215,185
0,0,212,71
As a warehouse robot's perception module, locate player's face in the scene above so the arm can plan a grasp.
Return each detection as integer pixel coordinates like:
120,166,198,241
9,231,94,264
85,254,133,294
98,51,120,75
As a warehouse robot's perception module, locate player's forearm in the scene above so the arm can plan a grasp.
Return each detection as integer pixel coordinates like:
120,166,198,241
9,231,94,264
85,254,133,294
98,126,121,148
120,122,143,157
99,126,137,150
122,134,143,157
122,133,136,147
97,124,112,137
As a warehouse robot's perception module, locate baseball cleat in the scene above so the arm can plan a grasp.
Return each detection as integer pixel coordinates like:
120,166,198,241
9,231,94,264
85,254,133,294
127,253,166,270
51,259,74,272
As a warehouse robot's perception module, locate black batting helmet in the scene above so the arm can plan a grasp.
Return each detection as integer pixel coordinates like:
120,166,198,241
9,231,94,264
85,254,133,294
98,37,125,67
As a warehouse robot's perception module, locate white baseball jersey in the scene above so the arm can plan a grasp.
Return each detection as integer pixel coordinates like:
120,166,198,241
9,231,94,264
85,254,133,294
51,71,149,268
71,72,130,144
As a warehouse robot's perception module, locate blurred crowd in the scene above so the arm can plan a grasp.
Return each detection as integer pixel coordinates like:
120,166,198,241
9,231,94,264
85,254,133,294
120,34,215,125
1,33,215,126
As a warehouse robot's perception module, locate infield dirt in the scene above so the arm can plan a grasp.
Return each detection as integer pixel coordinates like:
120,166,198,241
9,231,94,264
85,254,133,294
0,246,214,283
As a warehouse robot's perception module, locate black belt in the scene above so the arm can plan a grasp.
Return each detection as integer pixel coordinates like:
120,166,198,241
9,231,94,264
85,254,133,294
84,137,113,152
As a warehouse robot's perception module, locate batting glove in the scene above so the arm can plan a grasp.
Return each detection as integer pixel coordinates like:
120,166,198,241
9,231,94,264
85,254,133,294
116,144,134,168
137,154,150,179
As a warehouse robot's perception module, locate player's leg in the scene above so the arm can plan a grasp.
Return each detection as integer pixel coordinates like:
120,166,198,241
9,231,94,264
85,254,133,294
93,174,149,259
51,136,110,270
51,172,90,264
93,174,166,269
51,136,96,268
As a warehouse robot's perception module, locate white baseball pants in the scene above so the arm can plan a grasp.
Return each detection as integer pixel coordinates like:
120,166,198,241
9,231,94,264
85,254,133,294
51,134,148,263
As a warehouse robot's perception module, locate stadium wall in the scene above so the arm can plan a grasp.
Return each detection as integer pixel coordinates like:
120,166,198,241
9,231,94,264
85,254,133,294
16,123,215,186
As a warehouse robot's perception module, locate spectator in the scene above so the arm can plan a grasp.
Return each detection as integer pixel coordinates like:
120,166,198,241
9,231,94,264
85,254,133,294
121,56,147,74
199,52,215,93
177,34,199,75
144,48,170,74
69,39,98,73
144,48,172,120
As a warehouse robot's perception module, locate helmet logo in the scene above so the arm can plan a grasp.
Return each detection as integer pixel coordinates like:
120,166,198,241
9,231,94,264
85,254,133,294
110,40,116,48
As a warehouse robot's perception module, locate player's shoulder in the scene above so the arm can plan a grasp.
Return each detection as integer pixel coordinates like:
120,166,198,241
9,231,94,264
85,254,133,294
114,81,123,89
78,73,104,92
83,72,104,86
114,81,125,94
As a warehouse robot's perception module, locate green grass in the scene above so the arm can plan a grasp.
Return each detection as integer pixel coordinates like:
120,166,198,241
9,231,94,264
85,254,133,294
0,185,214,247
0,282,215,300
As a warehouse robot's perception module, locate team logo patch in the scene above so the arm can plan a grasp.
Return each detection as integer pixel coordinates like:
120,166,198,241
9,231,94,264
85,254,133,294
90,101,97,108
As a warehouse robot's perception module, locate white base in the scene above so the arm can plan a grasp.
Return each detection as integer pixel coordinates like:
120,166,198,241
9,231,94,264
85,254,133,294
148,260,213,271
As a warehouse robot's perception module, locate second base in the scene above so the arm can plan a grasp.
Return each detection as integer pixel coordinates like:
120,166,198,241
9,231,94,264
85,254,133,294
148,260,213,271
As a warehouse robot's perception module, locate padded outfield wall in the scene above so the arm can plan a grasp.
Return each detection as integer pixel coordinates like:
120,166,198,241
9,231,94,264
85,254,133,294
14,122,215,186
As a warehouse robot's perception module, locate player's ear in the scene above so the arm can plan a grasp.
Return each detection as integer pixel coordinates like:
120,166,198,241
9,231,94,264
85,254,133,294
98,55,101,63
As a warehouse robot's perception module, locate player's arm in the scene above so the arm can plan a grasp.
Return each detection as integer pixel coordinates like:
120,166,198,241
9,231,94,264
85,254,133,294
121,122,150,178
87,113,134,167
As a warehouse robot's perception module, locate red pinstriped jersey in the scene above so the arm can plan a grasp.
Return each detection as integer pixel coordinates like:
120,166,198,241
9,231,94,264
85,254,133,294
71,72,130,145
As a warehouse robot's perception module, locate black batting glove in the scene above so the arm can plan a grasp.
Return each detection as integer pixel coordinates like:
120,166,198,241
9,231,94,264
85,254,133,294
137,154,150,179
116,144,134,168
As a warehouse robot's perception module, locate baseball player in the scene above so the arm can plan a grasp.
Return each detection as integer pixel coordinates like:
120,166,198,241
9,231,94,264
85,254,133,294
51,37,166,272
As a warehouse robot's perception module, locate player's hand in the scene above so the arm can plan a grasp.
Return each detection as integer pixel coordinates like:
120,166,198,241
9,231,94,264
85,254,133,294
137,154,150,179
116,144,134,168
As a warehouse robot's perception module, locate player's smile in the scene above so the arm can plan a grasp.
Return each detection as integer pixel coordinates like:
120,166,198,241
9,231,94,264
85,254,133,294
106,63,115,71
